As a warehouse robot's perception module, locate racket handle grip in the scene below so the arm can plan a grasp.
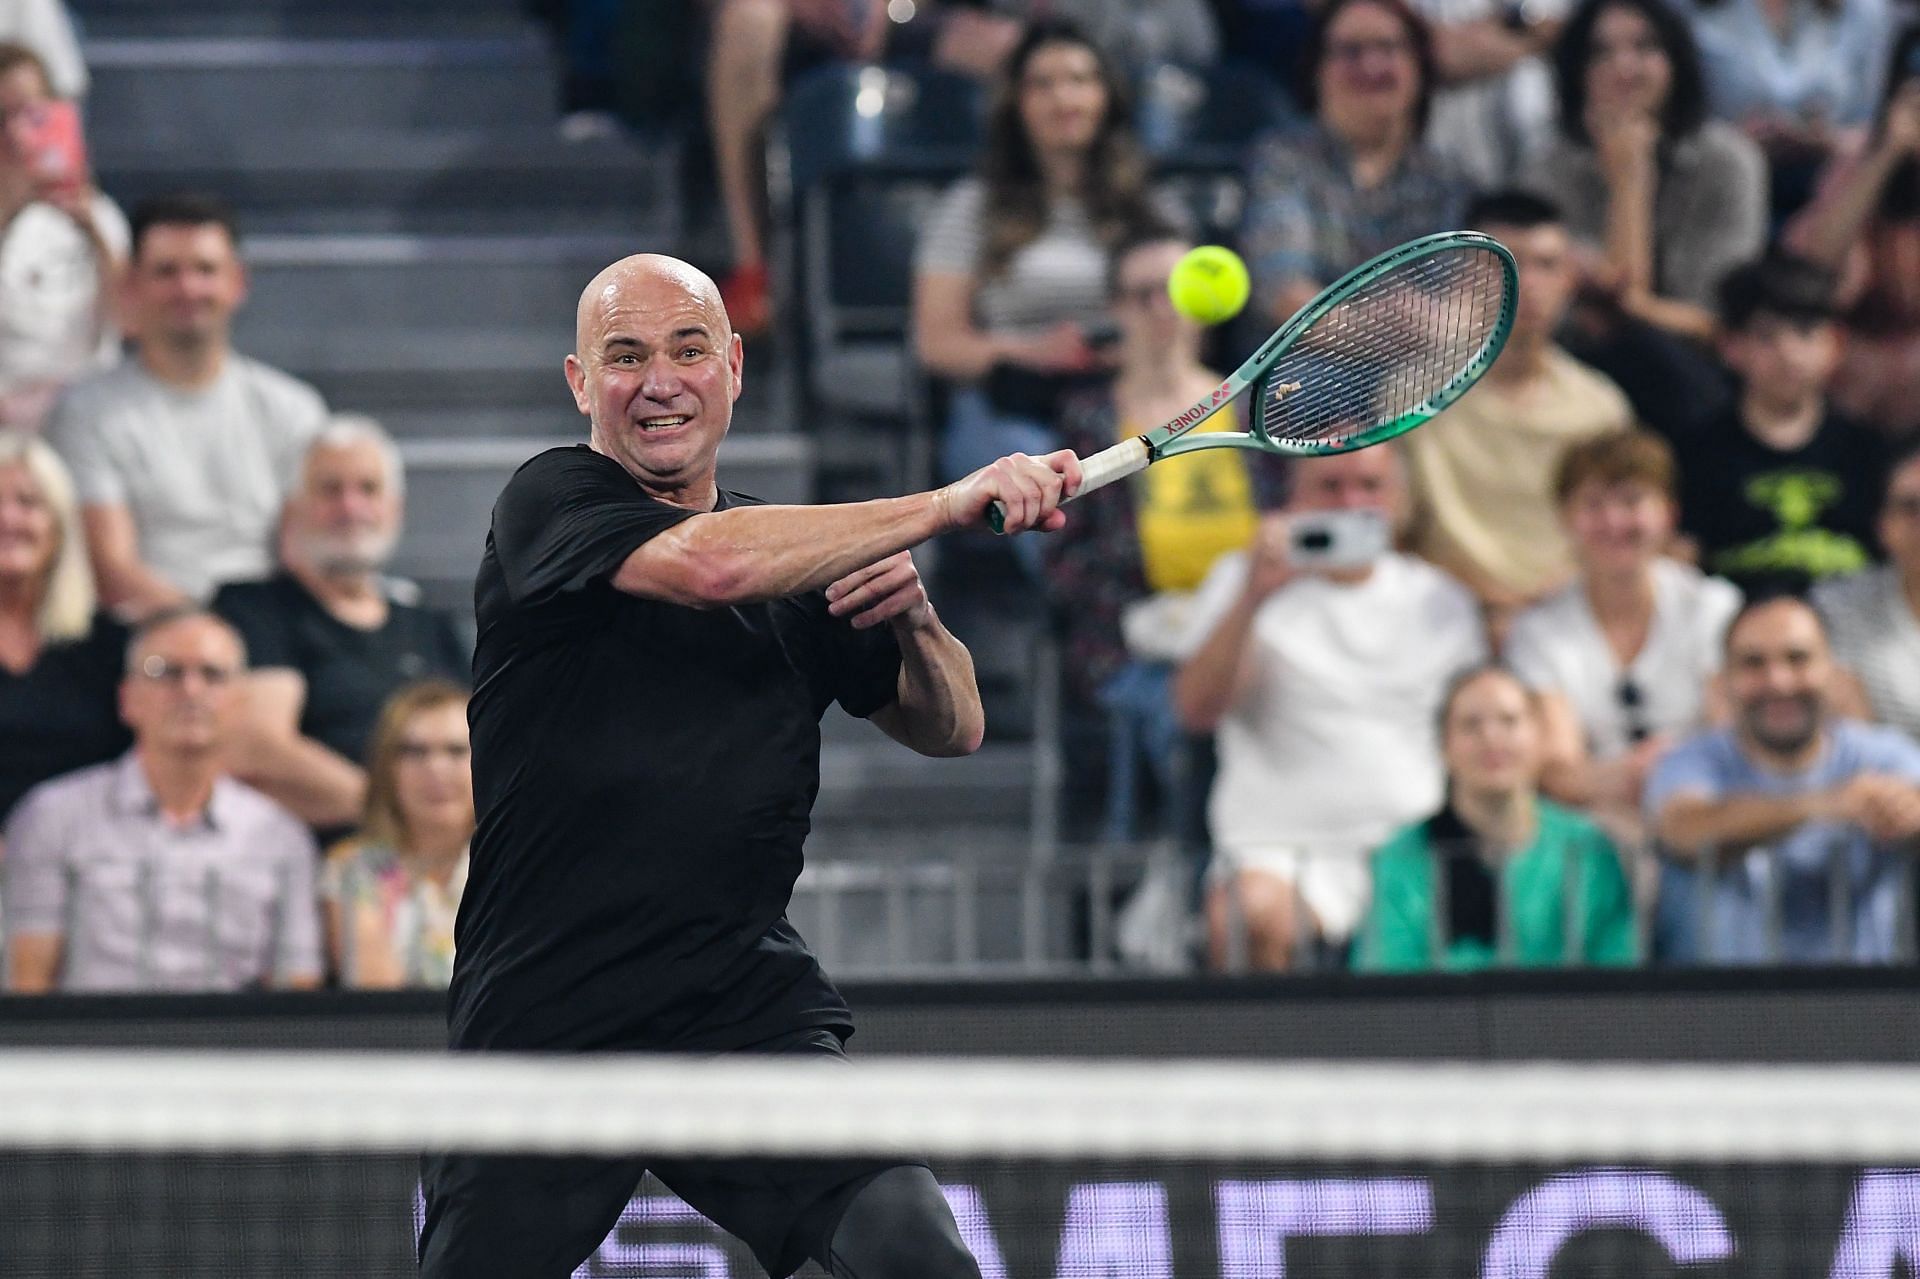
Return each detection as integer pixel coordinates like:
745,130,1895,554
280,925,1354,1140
985,438,1150,535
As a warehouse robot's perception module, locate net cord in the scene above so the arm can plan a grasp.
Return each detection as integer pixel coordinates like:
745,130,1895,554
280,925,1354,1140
0,1052,1912,1162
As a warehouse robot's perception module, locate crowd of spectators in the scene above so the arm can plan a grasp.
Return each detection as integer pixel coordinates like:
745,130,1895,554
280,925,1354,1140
890,0,1920,973
1,0,1919,990
0,24,475,995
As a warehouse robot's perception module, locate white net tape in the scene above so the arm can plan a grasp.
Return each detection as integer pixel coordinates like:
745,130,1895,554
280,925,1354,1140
0,1051,1913,1162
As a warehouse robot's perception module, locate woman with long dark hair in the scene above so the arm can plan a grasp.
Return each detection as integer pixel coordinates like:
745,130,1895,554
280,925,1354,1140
1522,0,1767,341
1785,26,1920,437
913,19,1174,492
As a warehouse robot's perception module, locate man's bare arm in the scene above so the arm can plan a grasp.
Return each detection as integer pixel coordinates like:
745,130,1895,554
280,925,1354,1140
1655,791,1836,859
612,454,1078,608
81,503,189,619
824,551,984,757
228,671,368,830
870,607,983,757
6,934,61,993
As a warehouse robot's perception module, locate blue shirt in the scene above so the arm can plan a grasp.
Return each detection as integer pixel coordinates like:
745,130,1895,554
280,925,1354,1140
1644,721,1920,963
1688,0,1892,128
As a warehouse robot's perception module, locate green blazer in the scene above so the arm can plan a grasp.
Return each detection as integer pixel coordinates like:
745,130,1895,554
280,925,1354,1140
1354,798,1638,972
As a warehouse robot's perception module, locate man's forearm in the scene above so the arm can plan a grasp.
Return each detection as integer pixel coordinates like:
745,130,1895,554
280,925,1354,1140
883,607,984,757
1658,793,1833,859
619,491,951,607
230,734,367,830
1174,593,1261,733
97,558,191,620
6,934,61,993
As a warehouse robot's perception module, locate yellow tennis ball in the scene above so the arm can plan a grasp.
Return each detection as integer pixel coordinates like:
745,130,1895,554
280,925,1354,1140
1167,246,1250,326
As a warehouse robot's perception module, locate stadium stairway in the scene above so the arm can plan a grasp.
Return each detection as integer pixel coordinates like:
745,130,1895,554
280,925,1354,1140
73,0,809,602
70,0,1046,944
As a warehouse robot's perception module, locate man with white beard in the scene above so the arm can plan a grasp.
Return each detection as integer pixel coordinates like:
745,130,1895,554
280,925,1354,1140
212,415,467,832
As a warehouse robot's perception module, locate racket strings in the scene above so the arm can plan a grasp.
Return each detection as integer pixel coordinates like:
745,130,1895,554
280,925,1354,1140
1258,246,1510,447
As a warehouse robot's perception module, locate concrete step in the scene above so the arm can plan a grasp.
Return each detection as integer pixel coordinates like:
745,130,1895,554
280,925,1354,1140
76,0,528,39
238,234,640,339
813,738,1034,828
390,434,817,586
242,328,795,439
183,203,675,239
85,37,556,133
92,127,674,221
230,324,569,410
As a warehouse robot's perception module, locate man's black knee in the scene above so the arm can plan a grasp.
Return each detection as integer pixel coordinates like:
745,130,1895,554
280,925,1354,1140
824,1165,981,1279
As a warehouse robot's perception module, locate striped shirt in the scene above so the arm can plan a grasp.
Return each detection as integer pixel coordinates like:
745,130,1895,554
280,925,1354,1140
915,178,1188,338
915,178,1111,336
1,752,322,991
1241,122,1470,323
1814,567,1920,745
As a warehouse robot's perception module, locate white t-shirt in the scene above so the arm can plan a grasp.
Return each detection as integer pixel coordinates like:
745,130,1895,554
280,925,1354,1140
1506,558,1742,762
48,355,327,601
0,195,130,429
1179,551,1487,853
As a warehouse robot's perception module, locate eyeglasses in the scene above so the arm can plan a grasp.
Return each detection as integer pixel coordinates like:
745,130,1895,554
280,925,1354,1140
137,655,238,687
1114,283,1169,309
396,742,470,763
1325,36,1413,63
1616,676,1651,744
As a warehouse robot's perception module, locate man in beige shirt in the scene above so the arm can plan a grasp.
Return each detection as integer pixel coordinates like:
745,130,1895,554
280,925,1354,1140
1405,190,1632,627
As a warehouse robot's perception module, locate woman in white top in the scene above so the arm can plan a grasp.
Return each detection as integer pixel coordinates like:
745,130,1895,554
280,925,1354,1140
913,18,1172,490
1505,430,1740,834
0,41,126,432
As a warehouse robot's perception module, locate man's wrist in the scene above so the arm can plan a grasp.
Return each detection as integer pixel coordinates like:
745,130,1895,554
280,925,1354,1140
890,599,938,636
929,485,959,535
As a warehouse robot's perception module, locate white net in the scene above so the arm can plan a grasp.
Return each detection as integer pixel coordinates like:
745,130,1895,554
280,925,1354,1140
2,1050,1919,1277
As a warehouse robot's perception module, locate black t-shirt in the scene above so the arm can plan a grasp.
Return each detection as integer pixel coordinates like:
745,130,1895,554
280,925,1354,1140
450,446,903,1053
0,613,131,823
212,574,469,765
1674,405,1887,595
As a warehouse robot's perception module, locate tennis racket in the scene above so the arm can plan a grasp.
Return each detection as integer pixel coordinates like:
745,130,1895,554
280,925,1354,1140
987,230,1518,533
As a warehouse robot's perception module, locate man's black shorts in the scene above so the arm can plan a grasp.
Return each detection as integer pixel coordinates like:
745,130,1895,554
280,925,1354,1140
417,1028,916,1279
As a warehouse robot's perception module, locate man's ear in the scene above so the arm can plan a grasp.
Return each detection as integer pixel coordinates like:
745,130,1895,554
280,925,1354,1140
564,354,591,416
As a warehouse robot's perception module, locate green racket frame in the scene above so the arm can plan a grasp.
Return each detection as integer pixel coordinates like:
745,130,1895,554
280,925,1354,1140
987,230,1519,534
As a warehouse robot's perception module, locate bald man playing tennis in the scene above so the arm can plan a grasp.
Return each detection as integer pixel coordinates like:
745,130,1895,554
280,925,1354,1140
418,254,1079,1278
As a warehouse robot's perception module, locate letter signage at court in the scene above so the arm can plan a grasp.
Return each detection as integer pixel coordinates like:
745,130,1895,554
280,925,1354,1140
428,1167,1920,1277
1215,1178,1436,1277
1480,1170,1735,1279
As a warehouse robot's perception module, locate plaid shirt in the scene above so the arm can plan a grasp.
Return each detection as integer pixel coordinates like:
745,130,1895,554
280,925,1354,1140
1242,122,1470,324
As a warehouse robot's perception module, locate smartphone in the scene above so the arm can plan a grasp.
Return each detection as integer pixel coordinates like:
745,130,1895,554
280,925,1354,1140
17,99,86,193
1287,509,1391,571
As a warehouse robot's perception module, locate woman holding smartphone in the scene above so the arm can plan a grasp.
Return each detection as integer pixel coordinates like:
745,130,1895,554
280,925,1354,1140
0,41,125,433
